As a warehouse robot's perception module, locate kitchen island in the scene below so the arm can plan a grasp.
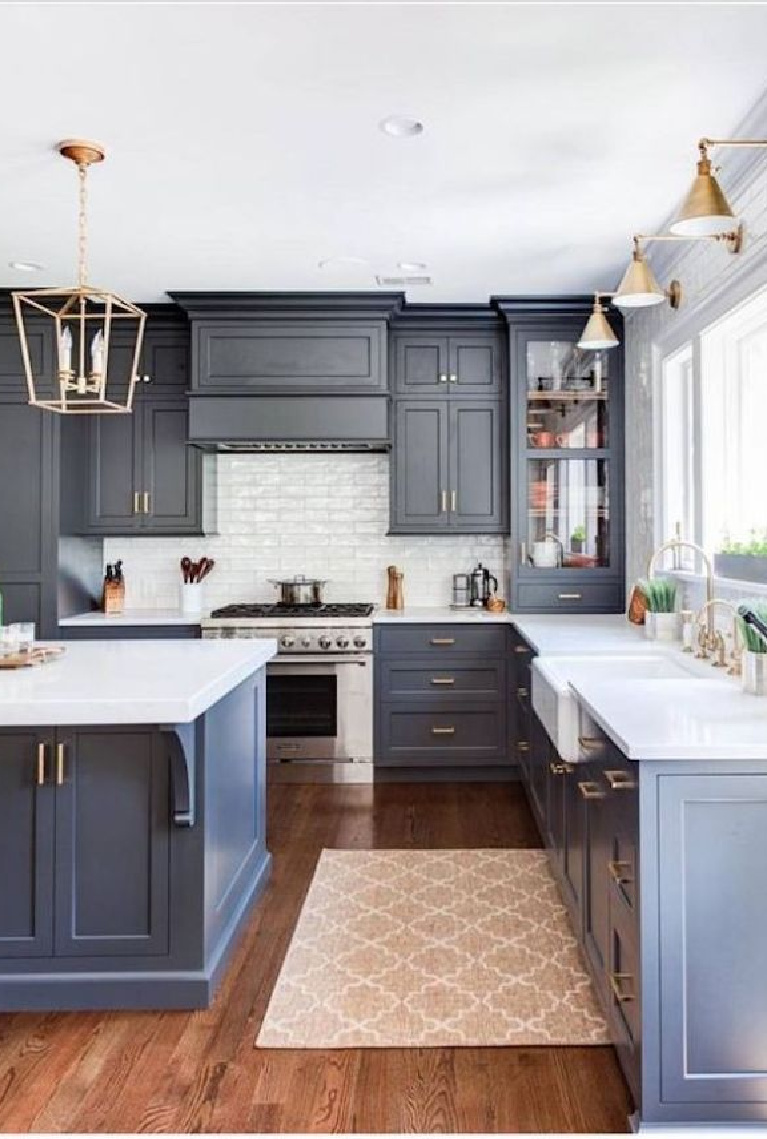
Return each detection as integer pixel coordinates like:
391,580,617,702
0,638,276,1011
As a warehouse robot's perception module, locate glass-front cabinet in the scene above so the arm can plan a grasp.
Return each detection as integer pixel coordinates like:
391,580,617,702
510,318,624,612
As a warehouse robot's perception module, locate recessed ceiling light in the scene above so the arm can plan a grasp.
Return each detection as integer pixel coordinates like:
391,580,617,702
8,260,44,273
318,256,369,270
397,260,427,272
379,115,424,138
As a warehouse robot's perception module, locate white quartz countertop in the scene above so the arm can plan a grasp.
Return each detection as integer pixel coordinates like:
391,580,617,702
373,606,512,624
571,676,767,761
0,639,277,726
510,614,657,654
60,609,204,627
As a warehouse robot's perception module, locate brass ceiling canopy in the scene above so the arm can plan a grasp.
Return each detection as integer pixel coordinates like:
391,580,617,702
578,293,619,352
671,137,767,238
12,138,146,414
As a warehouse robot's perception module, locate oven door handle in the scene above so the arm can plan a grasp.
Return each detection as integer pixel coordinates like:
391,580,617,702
269,655,370,667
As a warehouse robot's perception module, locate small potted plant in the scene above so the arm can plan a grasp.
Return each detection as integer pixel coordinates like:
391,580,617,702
639,578,679,641
715,531,767,584
738,600,767,695
570,524,586,554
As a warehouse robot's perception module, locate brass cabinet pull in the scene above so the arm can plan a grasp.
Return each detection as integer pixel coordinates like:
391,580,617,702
549,761,567,776
36,743,47,787
609,972,636,1003
441,490,448,513
430,637,455,646
517,686,529,698
133,491,141,514
439,373,448,383
608,859,634,886
578,780,606,800
56,742,66,786
605,769,637,791
558,592,583,601
517,741,530,752
450,490,457,512
143,491,151,515
579,735,605,754
449,373,458,383
430,677,455,686
431,726,456,736
513,644,528,655
520,542,527,566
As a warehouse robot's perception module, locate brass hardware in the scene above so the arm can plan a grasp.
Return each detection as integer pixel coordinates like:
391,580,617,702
430,677,455,686
439,373,448,383
578,735,605,753
450,490,456,512
670,137,767,239
648,539,714,641
578,293,619,351
694,599,744,674
513,645,528,655
36,743,47,787
431,726,456,736
520,542,527,566
712,630,727,668
133,491,141,514
578,780,606,800
430,637,455,646
558,592,582,601
517,686,529,698
56,742,66,786
142,491,150,515
549,761,568,776
605,769,637,791
609,971,636,1003
449,373,457,383
608,859,634,886
517,741,530,752
441,490,447,513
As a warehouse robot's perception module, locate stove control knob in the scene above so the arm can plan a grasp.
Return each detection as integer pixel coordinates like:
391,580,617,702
353,634,367,649
300,635,312,648
280,634,295,649
318,634,333,650
336,635,350,649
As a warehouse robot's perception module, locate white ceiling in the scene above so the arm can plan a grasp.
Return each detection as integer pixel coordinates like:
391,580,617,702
2,3,766,304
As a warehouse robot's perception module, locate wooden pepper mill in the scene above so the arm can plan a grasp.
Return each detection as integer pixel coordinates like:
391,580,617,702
386,565,405,611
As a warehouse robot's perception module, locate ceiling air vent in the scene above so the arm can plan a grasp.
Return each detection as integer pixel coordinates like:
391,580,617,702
375,274,432,287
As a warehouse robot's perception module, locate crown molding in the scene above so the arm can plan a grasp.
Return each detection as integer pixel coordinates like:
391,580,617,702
168,291,405,321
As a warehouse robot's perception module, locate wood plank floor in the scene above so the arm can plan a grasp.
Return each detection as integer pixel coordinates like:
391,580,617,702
0,783,632,1133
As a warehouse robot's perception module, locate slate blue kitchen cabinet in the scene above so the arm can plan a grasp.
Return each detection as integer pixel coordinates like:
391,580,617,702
61,317,204,537
495,300,625,613
393,330,502,396
0,315,59,636
391,401,449,531
0,731,55,958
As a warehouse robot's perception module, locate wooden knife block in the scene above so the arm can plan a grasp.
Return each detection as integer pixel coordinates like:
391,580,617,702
102,578,125,615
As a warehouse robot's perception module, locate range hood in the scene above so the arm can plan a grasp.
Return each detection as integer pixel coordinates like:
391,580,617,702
187,394,391,454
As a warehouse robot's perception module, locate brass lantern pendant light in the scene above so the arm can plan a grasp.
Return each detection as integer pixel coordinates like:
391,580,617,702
12,139,146,414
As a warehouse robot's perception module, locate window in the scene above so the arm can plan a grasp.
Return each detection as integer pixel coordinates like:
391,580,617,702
658,284,767,580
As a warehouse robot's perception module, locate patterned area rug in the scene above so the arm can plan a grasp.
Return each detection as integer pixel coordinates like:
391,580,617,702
256,849,608,1048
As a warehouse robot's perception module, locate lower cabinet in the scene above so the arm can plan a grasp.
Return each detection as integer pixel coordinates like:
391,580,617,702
0,727,170,961
374,624,508,768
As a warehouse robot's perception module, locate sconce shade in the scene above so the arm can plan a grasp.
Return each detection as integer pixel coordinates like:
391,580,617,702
670,154,735,237
578,299,618,351
613,249,666,309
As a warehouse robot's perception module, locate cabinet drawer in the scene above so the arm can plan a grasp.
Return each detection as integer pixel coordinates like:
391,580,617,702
376,623,507,657
377,706,506,766
516,581,625,613
379,659,505,700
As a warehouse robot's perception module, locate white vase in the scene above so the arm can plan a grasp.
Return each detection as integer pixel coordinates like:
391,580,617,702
644,612,656,640
742,649,767,696
652,612,681,643
181,581,204,616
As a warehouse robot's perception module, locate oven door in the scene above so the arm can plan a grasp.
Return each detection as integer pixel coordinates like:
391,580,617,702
266,655,373,764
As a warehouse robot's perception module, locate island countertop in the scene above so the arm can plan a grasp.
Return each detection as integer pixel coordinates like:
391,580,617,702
0,639,277,726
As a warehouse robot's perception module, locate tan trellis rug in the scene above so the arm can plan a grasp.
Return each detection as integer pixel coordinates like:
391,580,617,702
256,848,608,1048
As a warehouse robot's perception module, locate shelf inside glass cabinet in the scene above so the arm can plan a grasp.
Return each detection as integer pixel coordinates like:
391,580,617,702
526,340,610,450
525,458,611,570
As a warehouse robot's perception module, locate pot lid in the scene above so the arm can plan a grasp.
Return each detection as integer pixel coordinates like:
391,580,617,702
269,575,329,586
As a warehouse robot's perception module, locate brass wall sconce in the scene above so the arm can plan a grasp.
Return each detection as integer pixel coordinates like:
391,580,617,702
578,292,619,351
672,137,767,237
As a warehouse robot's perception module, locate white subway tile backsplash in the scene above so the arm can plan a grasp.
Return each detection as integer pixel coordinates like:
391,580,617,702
104,453,508,611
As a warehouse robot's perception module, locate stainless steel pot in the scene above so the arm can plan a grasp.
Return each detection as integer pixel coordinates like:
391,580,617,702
270,575,328,606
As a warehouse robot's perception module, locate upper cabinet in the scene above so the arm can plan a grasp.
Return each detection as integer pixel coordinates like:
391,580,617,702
393,331,501,396
498,306,625,613
61,314,204,538
389,319,508,535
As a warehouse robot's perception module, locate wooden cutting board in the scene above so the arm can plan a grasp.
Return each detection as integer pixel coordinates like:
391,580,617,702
0,645,66,670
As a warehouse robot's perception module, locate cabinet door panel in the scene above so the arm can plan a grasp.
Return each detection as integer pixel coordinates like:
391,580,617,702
142,400,202,533
0,731,54,957
394,336,448,395
87,410,142,532
54,729,170,956
448,335,500,393
449,401,504,531
392,401,448,530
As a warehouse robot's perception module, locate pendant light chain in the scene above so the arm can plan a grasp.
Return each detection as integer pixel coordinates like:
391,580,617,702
77,161,88,288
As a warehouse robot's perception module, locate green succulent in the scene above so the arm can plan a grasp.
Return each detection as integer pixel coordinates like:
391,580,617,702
638,577,677,614
737,599,767,654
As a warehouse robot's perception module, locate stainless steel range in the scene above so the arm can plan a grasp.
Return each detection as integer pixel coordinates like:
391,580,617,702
201,603,374,781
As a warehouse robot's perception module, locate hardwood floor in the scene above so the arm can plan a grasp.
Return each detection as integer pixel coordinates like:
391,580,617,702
0,782,632,1133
